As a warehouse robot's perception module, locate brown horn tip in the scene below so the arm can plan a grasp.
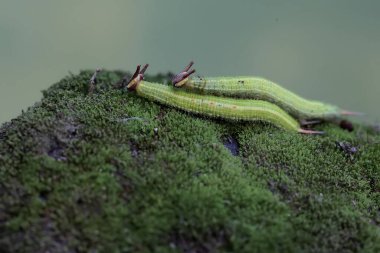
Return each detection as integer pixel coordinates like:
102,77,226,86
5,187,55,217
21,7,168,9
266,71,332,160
183,61,194,72
127,65,143,91
172,61,196,86
140,64,149,75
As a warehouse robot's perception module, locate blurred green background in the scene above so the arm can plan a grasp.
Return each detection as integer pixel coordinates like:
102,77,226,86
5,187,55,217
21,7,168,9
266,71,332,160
1,0,379,124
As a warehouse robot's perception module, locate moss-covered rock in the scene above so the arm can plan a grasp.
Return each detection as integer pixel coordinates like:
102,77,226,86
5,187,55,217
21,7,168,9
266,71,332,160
0,70,379,253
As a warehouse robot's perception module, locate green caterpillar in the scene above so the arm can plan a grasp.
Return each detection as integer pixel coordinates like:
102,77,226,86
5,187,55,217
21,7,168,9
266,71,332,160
126,64,323,134
172,61,359,120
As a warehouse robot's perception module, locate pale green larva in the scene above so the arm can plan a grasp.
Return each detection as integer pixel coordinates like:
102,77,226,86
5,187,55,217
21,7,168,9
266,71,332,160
126,64,323,134
172,61,360,120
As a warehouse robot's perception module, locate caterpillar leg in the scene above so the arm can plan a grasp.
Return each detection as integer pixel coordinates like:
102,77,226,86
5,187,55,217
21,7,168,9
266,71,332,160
172,61,196,87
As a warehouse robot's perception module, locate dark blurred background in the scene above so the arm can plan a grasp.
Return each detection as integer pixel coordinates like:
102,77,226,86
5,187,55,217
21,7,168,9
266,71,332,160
1,0,379,124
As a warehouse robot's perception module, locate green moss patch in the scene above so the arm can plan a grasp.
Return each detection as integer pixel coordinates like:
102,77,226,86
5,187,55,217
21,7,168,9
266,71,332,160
0,70,379,252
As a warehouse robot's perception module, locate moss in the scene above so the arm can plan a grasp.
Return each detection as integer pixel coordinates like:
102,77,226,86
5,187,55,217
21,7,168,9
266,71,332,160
0,70,379,253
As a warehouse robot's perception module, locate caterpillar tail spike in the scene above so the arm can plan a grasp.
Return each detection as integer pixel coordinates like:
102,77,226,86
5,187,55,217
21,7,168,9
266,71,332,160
341,110,365,116
127,64,149,91
300,119,322,126
172,61,196,87
298,129,325,135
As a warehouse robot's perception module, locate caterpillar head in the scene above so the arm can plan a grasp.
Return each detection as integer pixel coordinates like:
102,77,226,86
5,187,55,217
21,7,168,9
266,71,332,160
172,61,196,87
127,64,149,91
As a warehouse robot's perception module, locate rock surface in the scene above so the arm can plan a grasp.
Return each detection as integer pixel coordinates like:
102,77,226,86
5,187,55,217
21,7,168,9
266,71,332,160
0,70,379,253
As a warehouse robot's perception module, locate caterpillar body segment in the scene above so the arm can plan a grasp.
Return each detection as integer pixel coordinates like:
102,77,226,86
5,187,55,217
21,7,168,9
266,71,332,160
137,81,301,132
177,76,341,120
173,62,359,120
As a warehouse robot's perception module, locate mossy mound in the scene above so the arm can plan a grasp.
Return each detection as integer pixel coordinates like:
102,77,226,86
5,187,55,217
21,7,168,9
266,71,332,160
0,71,379,253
